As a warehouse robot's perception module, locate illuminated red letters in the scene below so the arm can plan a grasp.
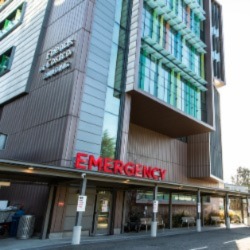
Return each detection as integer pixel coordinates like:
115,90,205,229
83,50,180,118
75,153,167,181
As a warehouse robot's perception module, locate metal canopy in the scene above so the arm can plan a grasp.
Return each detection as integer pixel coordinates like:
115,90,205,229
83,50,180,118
0,159,248,198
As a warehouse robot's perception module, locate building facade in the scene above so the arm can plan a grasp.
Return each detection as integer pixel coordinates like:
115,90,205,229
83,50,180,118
0,0,249,239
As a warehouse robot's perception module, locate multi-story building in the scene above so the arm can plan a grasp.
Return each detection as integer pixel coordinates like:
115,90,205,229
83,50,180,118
0,0,249,240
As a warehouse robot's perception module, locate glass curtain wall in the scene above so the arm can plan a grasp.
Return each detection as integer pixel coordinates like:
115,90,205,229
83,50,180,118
140,0,205,121
124,190,197,231
100,0,130,158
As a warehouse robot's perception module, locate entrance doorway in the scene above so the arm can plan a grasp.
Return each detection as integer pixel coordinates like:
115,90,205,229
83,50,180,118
93,191,112,235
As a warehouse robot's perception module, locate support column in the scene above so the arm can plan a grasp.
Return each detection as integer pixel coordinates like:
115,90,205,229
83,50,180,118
168,191,172,229
151,185,158,237
241,198,244,224
196,189,201,232
72,174,87,245
41,185,55,239
247,197,250,226
225,193,230,229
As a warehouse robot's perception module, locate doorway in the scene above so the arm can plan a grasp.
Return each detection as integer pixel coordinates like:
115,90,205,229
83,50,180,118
93,191,112,235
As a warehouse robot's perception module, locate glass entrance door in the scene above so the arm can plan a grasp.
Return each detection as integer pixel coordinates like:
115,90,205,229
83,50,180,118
94,191,112,235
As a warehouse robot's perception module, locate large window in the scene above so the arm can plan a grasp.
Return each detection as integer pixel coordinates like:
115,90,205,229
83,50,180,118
100,0,131,159
139,52,202,120
0,2,26,40
0,46,15,77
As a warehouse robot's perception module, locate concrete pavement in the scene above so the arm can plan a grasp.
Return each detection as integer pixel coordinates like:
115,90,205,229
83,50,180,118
0,225,249,250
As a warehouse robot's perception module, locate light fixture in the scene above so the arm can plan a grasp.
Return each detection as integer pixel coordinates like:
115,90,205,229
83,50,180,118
0,181,11,187
28,167,34,170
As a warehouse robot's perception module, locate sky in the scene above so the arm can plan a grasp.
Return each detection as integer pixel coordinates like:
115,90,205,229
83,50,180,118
216,0,250,182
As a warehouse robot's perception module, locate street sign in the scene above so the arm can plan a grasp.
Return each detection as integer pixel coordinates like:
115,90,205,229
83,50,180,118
77,195,87,212
153,200,158,213
197,202,201,213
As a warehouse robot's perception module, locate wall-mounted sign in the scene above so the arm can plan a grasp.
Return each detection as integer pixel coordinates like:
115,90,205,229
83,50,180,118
77,195,87,212
40,39,75,80
75,152,167,181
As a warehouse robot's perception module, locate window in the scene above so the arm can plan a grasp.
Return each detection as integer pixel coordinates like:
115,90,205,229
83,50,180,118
0,46,15,77
0,0,13,11
0,2,26,41
0,133,7,150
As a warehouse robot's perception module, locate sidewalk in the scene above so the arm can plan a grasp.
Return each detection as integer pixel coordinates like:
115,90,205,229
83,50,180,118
0,224,247,250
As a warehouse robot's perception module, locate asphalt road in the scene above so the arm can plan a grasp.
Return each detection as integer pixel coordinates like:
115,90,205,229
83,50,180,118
43,227,250,250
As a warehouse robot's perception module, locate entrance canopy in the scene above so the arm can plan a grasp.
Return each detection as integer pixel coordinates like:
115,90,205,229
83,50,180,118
0,159,249,199
0,159,82,184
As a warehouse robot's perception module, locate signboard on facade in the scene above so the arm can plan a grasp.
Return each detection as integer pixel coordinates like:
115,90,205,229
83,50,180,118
75,152,167,181
153,200,158,213
40,38,75,80
77,195,87,212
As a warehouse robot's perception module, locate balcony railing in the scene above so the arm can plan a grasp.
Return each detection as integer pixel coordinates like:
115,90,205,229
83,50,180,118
145,0,206,53
142,36,207,91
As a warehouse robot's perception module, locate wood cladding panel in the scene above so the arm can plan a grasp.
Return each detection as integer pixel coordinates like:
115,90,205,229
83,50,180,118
127,124,219,188
113,191,124,229
188,133,211,178
127,124,187,184
0,183,49,233
50,186,68,233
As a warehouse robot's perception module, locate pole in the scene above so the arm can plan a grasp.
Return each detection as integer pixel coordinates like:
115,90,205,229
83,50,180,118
247,196,250,226
72,174,87,245
225,193,230,229
151,184,158,237
196,189,201,232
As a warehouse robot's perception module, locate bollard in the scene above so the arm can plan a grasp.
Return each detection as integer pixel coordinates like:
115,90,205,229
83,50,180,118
196,219,201,232
151,221,157,237
71,226,82,245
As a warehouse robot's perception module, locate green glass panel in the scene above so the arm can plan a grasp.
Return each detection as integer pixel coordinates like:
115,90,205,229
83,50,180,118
170,70,176,106
196,90,201,120
0,54,9,74
176,73,182,109
152,10,158,41
159,16,164,47
3,19,12,31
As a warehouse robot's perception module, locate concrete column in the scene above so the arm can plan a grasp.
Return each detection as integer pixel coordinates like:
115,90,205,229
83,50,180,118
241,198,244,224
72,174,87,245
196,189,201,232
225,193,230,229
168,192,172,229
151,185,158,237
247,197,250,226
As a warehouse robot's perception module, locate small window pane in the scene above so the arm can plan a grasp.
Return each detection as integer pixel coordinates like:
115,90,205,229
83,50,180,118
0,134,7,149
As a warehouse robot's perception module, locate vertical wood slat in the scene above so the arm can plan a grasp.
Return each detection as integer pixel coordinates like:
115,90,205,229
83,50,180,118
50,186,68,233
127,124,218,187
114,191,124,230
